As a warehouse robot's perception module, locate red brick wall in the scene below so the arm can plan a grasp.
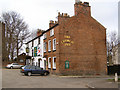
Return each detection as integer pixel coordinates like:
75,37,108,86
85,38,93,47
57,13,107,75
44,2,107,75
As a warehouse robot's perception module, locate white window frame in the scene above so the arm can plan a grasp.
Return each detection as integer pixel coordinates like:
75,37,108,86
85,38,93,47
48,40,51,52
43,33,47,39
50,29,54,36
53,38,56,51
44,42,46,52
48,57,51,68
53,57,56,69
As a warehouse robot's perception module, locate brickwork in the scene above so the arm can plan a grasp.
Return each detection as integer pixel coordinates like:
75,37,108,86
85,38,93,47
43,1,107,75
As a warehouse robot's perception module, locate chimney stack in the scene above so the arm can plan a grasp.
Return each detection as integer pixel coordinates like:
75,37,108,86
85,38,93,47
49,20,56,28
74,0,91,16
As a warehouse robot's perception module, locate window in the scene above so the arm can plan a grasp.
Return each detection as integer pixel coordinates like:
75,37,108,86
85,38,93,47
32,41,34,47
48,57,51,69
44,42,46,52
36,66,41,70
38,37,40,44
50,29,54,36
20,60,24,63
53,38,56,51
32,49,34,57
53,57,56,69
48,40,51,52
43,33,47,39
13,63,19,65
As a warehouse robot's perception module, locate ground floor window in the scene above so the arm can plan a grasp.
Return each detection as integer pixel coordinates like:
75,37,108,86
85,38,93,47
48,57,51,69
53,57,56,70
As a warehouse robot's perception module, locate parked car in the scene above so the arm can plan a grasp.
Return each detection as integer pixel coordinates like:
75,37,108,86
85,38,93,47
20,65,50,76
6,63,24,69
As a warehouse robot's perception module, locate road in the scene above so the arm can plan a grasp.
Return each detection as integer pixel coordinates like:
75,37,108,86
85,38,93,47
2,69,119,89
2,69,88,88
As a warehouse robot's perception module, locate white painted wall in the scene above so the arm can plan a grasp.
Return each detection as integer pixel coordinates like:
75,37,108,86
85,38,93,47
26,35,46,69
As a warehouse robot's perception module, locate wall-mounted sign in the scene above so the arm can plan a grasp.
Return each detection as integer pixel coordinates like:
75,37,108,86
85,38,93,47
61,35,74,46
34,47,37,57
65,60,69,69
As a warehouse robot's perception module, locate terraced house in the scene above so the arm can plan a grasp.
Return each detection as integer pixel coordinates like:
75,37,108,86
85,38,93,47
26,0,107,75
26,34,46,70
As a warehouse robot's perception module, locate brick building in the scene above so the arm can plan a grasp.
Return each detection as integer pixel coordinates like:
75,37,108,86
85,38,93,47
43,0,107,75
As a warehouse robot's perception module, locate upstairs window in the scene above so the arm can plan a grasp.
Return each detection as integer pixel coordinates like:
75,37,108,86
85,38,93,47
48,40,51,52
38,37,40,44
43,33,47,39
53,38,56,51
32,41,34,47
50,29,54,36
44,42,46,52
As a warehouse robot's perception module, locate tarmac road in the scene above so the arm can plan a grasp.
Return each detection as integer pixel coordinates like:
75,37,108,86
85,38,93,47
2,69,119,89
2,69,88,88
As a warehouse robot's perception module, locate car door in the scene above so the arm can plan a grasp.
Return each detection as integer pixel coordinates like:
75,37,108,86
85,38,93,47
31,66,37,74
13,63,18,68
15,63,20,68
36,66,42,74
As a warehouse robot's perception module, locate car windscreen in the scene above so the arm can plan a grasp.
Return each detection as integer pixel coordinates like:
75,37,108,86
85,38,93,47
24,66,31,69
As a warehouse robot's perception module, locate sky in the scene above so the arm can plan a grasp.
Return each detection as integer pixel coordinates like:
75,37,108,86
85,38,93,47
0,0,119,54
0,0,119,34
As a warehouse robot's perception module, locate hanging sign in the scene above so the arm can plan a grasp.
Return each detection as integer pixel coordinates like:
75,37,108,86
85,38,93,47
37,45,42,56
34,47,37,57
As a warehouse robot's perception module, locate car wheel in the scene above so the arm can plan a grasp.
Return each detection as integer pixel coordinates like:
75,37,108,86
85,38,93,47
27,72,32,76
10,66,13,69
44,72,48,76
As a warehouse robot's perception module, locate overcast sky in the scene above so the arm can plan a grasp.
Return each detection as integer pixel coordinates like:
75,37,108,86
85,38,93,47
0,0,119,34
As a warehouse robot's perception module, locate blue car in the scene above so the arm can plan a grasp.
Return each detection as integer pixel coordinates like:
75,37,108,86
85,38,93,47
21,65,50,76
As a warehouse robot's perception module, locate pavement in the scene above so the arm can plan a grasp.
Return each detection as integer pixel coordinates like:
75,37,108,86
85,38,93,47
59,75,120,89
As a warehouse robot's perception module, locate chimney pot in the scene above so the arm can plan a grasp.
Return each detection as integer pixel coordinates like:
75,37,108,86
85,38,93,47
50,20,54,23
84,2,89,6
58,12,60,16
62,13,63,16
64,13,68,17
75,0,82,4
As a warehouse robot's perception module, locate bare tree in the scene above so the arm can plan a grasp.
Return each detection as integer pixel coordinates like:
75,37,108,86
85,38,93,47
2,11,30,61
107,31,118,65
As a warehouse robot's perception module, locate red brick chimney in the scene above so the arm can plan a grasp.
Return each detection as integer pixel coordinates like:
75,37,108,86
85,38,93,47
74,0,91,16
58,12,70,24
37,29,44,36
49,20,56,28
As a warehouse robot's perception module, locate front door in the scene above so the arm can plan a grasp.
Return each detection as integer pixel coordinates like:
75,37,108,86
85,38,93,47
44,60,46,70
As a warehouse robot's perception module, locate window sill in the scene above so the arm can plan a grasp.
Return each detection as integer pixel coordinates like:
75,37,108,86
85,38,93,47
48,51,51,53
53,68,56,70
50,35,54,37
48,68,51,70
53,50,56,52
